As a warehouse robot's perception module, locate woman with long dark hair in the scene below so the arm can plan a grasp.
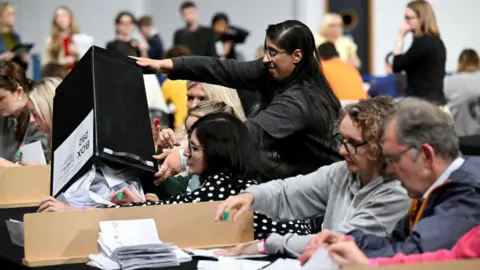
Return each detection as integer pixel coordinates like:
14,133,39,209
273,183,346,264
136,20,342,180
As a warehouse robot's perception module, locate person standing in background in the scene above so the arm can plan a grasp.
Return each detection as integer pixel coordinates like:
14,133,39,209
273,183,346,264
106,11,148,58
41,6,85,71
211,12,249,60
173,1,216,57
0,3,28,71
392,0,447,108
137,15,164,60
316,13,361,68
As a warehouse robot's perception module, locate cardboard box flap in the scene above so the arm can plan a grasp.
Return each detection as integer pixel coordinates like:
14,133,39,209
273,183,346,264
23,201,253,267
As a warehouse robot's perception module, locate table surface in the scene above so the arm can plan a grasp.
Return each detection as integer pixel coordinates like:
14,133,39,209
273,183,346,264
0,207,277,270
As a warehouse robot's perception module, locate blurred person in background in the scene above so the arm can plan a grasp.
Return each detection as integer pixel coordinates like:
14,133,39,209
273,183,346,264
316,13,361,68
368,52,405,98
137,15,164,60
173,1,216,57
42,6,85,71
106,11,148,57
0,3,28,70
445,49,480,136
255,46,264,59
41,63,68,79
392,0,446,108
211,12,249,60
0,62,48,166
317,42,366,104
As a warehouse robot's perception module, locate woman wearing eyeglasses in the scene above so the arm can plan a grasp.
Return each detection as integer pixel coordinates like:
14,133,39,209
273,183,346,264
134,20,342,181
393,0,447,108
211,96,411,258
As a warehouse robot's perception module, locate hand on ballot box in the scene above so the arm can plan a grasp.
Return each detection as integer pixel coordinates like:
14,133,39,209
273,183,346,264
153,151,181,186
37,196,74,213
110,187,144,204
214,193,254,222
214,240,260,257
298,230,350,265
157,128,180,149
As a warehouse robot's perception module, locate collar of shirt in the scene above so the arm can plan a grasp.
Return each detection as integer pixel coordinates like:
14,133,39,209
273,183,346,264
422,156,465,199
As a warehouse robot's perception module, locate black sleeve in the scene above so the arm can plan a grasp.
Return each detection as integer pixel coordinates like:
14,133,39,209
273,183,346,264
173,30,181,45
169,56,265,91
245,89,307,148
207,29,218,57
148,35,164,59
105,41,114,52
393,37,427,73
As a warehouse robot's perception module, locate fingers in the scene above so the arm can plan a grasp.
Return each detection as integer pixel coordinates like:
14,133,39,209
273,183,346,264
214,201,229,221
145,193,159,202
39,196,56,205
328,250,347,266
232,203,250,223
37,201,55,212
154,164,172,185
213,248,236,257
297,249,315,266
153,152,168,161
159,129,177,149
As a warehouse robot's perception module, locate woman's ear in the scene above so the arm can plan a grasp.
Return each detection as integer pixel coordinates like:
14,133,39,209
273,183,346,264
16,86,24,100
292,49,303,64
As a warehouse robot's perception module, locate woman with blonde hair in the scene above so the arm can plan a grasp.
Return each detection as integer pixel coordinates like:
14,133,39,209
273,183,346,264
0,3,28,70
392,0,446,107
316,13,361,68
41,6,85,70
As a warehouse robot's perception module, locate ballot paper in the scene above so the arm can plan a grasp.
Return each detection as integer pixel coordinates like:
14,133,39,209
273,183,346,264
261,258,301,270
301,248,338,270
197,258,271,270
186,248,268,259
88,219,191,270
5,219,24,247
21,141,46,165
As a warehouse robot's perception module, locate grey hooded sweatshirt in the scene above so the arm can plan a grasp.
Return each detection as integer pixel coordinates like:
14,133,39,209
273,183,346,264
245,161,411,257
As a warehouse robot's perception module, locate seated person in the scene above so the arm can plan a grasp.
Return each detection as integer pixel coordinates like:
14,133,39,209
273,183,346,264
108,112,312,239
299,97,480,263
41,63,69,79
153,100,239,199
213,96,411,257
368,52,405,99
317,42,366,103
317,223,480,267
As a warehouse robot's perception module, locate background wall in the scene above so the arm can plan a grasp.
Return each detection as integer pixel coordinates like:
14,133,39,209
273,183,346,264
9,0,480,76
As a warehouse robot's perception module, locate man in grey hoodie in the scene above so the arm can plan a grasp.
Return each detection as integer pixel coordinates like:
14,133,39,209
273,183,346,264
214,97,411,257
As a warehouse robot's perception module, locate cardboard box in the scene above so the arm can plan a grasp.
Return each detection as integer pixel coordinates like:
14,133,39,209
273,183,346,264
0,166,50,208
23,201,253,267
50,46,158,198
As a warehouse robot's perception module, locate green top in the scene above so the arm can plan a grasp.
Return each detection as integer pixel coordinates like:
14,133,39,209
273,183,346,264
155,174,192,200
1,33,15,50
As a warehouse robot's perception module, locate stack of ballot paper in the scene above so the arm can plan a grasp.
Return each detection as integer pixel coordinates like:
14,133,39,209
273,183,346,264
87,219,191,270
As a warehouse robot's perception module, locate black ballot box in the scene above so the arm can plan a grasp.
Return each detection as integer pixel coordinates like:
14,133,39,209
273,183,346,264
50,46,158,197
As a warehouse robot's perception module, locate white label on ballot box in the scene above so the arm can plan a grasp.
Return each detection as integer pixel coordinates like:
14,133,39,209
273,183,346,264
52,110,94,196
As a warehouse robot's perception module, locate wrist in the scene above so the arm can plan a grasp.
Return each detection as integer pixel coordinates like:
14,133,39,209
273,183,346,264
257,239,267,254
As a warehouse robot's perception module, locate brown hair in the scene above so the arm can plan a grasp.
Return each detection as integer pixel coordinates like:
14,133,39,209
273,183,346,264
41,63,68,79
407,0,440,37
164,45,191,58
0,2,14,33
457,49,480,72
0,61,35,142
137,15,153,27
337,96,397,161
49,6,80,60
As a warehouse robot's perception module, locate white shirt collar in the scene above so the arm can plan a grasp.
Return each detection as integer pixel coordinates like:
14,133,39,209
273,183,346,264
422,156,465,199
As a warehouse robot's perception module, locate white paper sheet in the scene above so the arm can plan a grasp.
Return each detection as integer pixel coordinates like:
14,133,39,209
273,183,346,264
21,141,46,165
302,248,338,270
5,219,24,247
197,258,271,270
186,248,267,259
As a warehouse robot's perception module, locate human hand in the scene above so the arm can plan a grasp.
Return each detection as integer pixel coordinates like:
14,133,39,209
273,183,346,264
21,53,29,63
398,21,411,36
145,193,160,202
64,55,76,65
158,128,180,149
0,157,17,167
328,240,369,267
131,56,166,73
68,43,78,55
0,51,14,60
214,193,254,222
153,151,181,186
298,230,349,265
110,187,144,204
214,241,260,256
37,196,73,212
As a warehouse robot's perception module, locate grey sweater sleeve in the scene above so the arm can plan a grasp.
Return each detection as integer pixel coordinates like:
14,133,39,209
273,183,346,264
265,233,313,257
246,162,344,221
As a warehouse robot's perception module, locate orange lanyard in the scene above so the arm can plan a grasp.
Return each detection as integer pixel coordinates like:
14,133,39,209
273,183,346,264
408,180,451,232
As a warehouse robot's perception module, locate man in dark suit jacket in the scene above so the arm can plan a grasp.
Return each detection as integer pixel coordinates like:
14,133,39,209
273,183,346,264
137,15,164,60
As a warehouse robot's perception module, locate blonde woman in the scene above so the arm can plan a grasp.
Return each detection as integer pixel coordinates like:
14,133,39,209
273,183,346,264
392,0,446,106
316,13,361,68
152,81,246,185
0,3,28,69
41,6,85,70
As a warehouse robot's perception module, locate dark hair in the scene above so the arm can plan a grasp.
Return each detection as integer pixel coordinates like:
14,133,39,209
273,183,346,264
317,42,339,60
457,48,480,72
180,1,196,11
115,11,136,25
263,20,341,140
41,63,68,79
211,12,229,26
164,45,191,58
137,15,153,27
0,61,36,142
190,112,259,180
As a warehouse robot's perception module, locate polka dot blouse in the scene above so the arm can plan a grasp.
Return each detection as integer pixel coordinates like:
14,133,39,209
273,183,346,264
104,172,311,239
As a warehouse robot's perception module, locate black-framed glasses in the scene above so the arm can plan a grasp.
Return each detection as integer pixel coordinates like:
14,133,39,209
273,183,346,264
333,133,368,156
264,47,287,59
188,139,203,153
383,147,413,164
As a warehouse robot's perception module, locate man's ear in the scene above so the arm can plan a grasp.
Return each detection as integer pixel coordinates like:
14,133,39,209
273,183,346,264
292,49,303,64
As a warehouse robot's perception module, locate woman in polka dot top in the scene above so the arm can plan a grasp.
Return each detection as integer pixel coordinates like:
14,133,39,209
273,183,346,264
109,112,311,239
